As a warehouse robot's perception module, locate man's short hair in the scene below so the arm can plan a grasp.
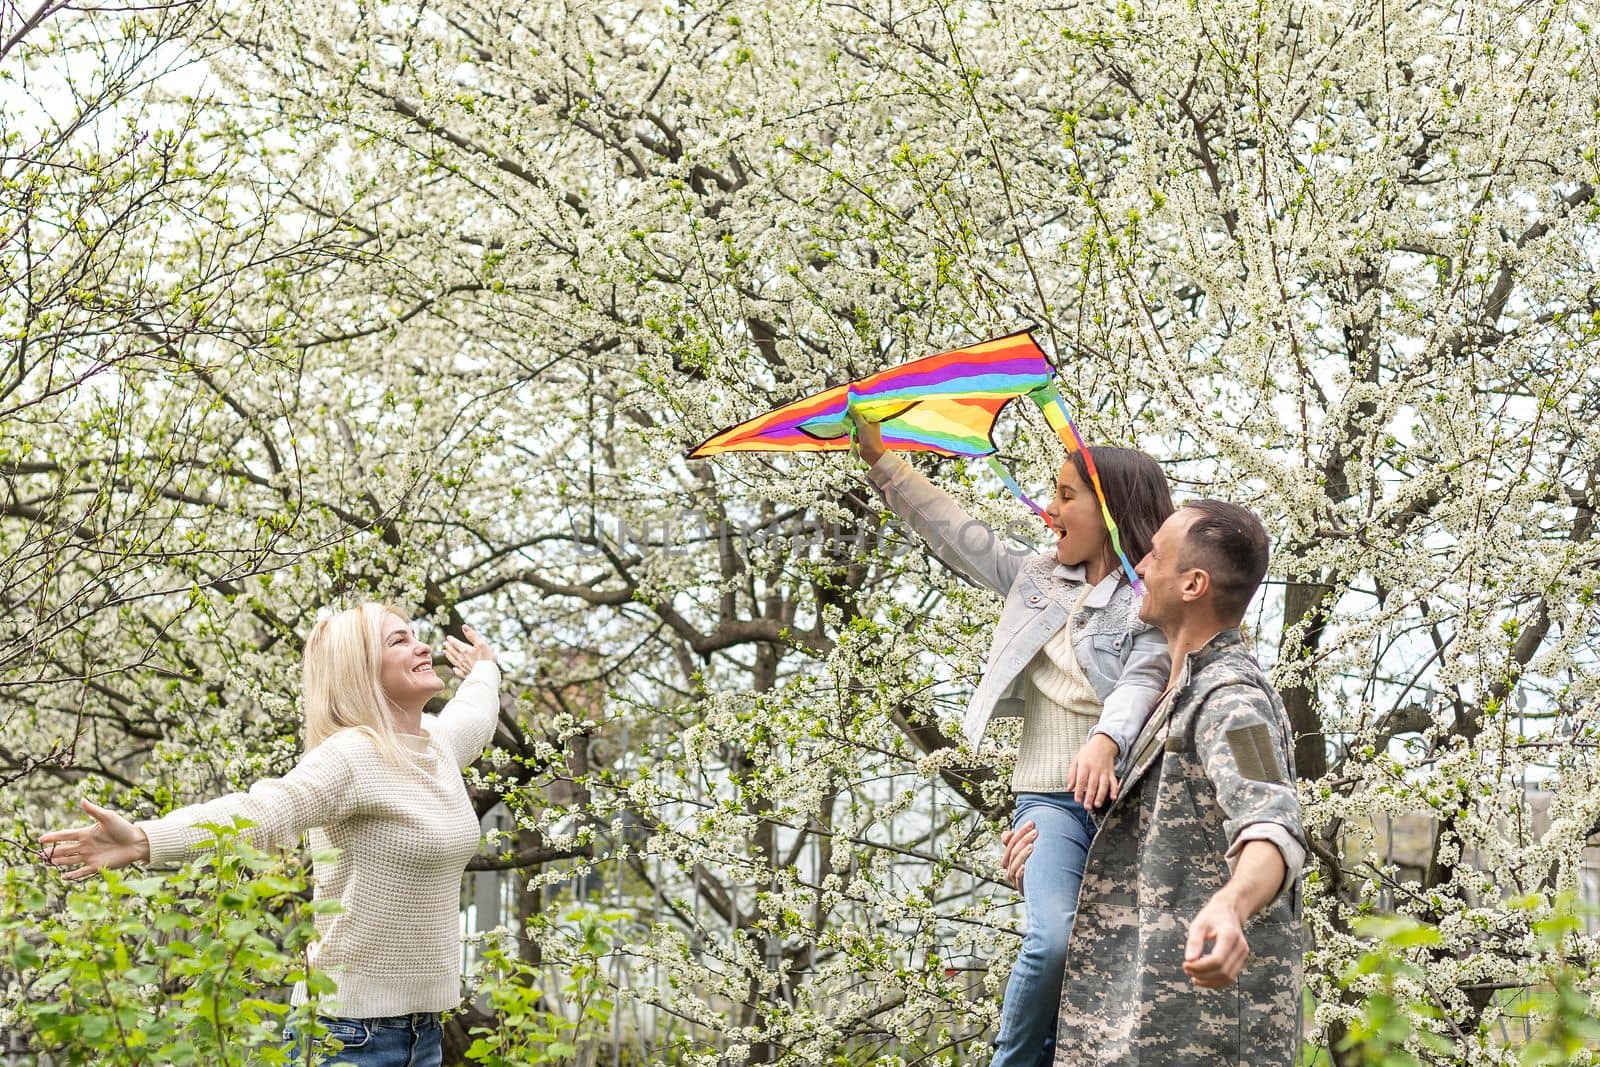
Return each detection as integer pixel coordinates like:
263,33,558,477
1177,500,1270,619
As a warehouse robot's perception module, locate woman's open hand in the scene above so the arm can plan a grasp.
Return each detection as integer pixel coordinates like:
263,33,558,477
38,799,150,880
443,623,496,679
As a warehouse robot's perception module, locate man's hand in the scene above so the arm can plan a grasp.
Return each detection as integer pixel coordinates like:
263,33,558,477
999,820,1038,891
1065,733,1120,808
1182,892,1251,988
1181,840,1287,988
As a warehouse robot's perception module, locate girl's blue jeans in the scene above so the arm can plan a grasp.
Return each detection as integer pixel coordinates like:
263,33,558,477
991,791,1097,1067
282,1011,442,1067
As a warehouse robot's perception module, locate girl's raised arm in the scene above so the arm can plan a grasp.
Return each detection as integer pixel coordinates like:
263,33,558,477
851,411,1034,595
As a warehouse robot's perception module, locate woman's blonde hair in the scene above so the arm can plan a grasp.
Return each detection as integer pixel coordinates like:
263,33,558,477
302,602,414,765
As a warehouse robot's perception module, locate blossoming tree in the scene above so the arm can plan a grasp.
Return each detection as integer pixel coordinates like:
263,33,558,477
4,0,1597,1062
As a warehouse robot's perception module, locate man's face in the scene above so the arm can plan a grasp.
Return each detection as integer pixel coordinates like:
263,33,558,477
1135,509,1198,631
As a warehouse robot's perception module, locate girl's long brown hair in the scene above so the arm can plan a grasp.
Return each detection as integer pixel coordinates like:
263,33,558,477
1068,447,1173,573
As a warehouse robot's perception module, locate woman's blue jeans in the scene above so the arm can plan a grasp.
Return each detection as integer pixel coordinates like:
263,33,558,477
991,792,1097,1067
282,1012,442,1067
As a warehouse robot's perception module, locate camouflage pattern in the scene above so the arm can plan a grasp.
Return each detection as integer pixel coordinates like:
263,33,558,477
1054,629,1306,1066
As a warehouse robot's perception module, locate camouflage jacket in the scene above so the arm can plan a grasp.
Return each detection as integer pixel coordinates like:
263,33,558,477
1055,629,1307,1066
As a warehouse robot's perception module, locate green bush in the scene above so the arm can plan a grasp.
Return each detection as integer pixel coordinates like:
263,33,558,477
0,818,334,1066
1335,896,1600,1066
462,905,626,1067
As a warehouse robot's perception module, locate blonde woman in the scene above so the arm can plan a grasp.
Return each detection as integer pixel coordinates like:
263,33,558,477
39,605,501,1067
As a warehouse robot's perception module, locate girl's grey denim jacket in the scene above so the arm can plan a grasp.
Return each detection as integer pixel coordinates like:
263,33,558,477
867,453,1170,768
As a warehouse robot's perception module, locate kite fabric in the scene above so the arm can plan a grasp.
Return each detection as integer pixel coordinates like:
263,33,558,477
687,331,1142,591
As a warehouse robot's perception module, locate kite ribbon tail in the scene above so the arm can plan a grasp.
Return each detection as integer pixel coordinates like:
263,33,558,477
1042,392,1146,595
1101,508,1144,594
984,455,1048,523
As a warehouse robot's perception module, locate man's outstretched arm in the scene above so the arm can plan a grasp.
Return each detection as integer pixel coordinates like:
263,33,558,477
1181,839,1286,988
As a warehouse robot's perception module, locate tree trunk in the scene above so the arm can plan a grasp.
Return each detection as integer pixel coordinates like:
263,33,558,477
1279,576,1331,781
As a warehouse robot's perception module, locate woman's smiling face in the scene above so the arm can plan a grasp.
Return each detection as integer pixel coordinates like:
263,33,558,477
376,613,443,712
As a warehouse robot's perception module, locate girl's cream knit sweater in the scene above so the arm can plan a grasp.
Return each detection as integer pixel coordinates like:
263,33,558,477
1012,587,1104,792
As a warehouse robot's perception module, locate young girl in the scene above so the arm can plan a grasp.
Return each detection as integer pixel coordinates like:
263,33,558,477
40,604,501,1067
852,414,1172,1067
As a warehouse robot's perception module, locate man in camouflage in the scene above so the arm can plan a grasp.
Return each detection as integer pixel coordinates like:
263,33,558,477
1004,500,1306,1065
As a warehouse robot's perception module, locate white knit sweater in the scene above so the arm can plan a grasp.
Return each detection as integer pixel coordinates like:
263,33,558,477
138,660,501,1018
1012,589,1104,792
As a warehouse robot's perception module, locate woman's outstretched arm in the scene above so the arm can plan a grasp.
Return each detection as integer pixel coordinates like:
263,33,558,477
39,738,361,876
38,800,150,881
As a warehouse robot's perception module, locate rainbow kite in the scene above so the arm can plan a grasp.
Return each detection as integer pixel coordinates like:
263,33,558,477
687,331,1141,591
